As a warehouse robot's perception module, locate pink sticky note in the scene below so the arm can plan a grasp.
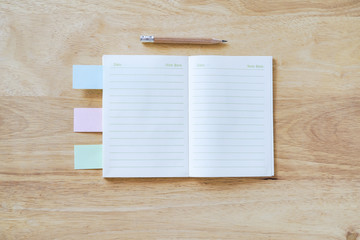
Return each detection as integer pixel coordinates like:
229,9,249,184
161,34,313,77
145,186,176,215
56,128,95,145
74,108,102,132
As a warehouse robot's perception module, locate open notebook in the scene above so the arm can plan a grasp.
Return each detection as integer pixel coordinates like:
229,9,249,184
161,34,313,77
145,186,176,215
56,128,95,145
102,55,273,177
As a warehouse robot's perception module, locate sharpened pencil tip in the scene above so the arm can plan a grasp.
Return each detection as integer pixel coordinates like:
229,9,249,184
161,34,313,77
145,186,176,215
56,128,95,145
222,40,228,43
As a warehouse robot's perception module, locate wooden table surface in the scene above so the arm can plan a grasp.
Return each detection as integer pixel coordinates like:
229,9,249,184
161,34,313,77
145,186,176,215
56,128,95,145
1,1,360,239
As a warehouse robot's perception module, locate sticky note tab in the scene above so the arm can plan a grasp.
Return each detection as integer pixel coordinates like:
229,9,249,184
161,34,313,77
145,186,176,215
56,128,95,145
73,65,103,89
74,108,102,132
74,145,102,169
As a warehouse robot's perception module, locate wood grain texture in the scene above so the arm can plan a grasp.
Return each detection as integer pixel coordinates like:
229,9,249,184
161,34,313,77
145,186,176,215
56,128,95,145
1,0,360,239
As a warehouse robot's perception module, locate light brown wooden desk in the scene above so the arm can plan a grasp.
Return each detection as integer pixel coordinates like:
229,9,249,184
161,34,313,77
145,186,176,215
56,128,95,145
1,1,360,239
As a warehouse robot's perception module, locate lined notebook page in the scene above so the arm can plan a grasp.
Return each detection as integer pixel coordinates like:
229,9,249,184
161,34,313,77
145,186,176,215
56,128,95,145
102,55,189,177
188,56,273,177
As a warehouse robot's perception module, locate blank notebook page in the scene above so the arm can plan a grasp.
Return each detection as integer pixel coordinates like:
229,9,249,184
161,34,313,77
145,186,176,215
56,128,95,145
102,55,189,177
188,56,273,177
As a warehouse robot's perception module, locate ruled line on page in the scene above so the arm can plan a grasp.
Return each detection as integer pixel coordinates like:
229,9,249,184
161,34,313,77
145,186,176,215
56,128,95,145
192,103,264,105
193,88,264,91
110,81,184,83
192,137,263,140
109,88,184,90
192,110,264,112
110,95,184,97
109,144,185,147
193,144,264,147
111,130,185,132
192,96,264,98
192,152,265,154
109,137,184,140
111,74,185,76
192,82,264,84
111,66,184,69
191,67,264,70
193,159,265,161
109,159,184,161
192,117,264,119
191,124,264,126
109,152,185,154
109,166,184,168
190,75,264,77
110,123,185,126
192,130,264,133
109,116,185,118
110,109,185,111
192,166,266,168
110,102,184,104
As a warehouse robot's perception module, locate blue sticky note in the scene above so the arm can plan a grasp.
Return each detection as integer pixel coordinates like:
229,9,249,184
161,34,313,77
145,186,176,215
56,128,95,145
74,145,103,169
73,65,103,89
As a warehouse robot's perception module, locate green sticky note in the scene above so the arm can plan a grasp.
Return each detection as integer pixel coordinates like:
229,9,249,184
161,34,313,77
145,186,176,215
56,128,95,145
74,145,102,169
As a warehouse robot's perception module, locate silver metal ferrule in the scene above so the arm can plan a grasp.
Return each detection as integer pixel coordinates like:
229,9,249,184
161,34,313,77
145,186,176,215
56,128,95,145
140,35,154,43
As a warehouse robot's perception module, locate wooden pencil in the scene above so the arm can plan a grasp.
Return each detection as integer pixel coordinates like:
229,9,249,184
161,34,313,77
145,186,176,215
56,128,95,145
140,35,227,44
